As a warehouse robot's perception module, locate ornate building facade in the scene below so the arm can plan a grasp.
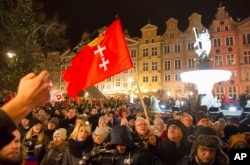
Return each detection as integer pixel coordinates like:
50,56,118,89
47,4,250,101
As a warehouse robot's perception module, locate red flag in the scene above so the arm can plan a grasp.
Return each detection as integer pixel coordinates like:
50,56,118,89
62,19,133,98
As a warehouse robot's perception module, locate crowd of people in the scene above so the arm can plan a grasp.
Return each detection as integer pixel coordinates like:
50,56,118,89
1,70,250,165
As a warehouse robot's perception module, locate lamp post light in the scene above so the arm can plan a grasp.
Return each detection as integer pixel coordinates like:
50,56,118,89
6,52,16,58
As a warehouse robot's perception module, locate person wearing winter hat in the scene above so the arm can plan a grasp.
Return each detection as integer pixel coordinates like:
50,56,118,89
92,126,109,145
48,117,59,128
53,128,67,140
222,125,240,143
46,117,60,141
156,119,191,165
127,115,136,133
227,116,240,128
83,126,111,164
177,126,229,165
40,128,68,165
109,125,157,165
195,111,211,126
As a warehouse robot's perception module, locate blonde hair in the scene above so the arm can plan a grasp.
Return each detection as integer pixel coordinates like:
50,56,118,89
25,124,45,142
69,122,92,140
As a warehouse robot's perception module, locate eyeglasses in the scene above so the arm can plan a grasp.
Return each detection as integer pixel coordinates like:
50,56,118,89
136,123,147,127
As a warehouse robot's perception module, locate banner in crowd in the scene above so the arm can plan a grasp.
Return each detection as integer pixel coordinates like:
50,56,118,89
50,90,64,102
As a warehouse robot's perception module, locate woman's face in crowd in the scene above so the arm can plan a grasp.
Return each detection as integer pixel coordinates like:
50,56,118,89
77,126,88,141
32,123,42,134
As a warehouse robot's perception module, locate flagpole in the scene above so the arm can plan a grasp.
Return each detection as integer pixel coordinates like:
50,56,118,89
131,68,152,130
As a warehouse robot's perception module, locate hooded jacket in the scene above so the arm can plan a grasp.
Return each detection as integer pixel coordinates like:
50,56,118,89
109,125,157,165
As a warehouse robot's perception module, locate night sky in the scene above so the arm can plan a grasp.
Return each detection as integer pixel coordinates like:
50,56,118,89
43,0,249,47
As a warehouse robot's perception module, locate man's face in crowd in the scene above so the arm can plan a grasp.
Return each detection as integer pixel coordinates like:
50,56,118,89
197,145,217,164
67,109,76,119
167,124,183,143
197,118,210,126
181,115,193,128
0,130,22,163
21,118,29,127
135,119,148,135
116,145,127,154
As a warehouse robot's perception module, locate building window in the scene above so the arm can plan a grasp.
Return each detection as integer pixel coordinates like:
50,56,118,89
152,61,157,70
143,76,148,82
60,86,65,91
246,72,249,81
145,40,148,44
164,60,171,70
107,84,111,90
226,54,235,65
164,74,171,81
213,38,221,47
188,58,195,68
174,43,181,52
115,78,121,87
215,87,224,100
163,45,171,53
143,48,148,57
105,78,111,82
175,74,181,81
228,86,237,100
225,25,229,31
60,76,64,82
244,50,250,64
152,47,157,56
142,62,148,71
187,42,195,51
130,49,137,58
216,26,221,32
214,55,223,66
225,36,234,46
152,76,158,82
174,59,181,69
122,78,128,87
152,39,154,43
243,34,250,44
169,32,175,38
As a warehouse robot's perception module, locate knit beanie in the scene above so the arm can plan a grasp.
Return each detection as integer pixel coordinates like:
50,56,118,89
127,115,135,122
224,125,240,140
92,127,109,141
53,128,67,140
167,119,185,133
30,118,42,128
48,117,59,128
194,126,219,148
195,111,208,124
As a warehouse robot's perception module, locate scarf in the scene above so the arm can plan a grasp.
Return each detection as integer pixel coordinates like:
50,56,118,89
68,137,92,158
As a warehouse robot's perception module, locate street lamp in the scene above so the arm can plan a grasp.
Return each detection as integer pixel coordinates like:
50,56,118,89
6,52,16,58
